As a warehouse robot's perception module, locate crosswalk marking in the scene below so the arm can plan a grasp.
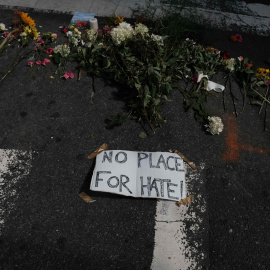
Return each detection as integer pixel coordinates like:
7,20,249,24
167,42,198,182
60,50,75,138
0,149,32,234
151,164,206,270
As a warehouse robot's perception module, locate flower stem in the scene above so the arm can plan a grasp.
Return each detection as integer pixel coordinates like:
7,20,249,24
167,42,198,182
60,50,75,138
264,103,268,131
240,84,246,114
229,78,238,116
0,28,19,51
259,85,269,114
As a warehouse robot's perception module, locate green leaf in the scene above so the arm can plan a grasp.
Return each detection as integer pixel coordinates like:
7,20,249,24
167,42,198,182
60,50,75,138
250,100,263,106
138,132,148,139
82,48,86,58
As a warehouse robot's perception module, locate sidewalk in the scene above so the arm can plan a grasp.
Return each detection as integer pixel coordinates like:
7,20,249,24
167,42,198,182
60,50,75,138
1,0,270,34
0,0,142,17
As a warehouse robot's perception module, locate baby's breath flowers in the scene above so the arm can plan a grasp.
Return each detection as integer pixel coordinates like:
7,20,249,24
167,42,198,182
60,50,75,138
205,116,224,135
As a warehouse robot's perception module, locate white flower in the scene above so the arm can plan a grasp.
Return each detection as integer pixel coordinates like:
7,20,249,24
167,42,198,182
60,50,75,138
134,23,148,35
54,44,70,57
0,23,7,31
110,22,134,45
20,32,27,37
151,34,164,46
86,29,97,43
205,116,224,135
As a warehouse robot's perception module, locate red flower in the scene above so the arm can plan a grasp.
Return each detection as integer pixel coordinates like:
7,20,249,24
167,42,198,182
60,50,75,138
62,25,68,34
36,60,42,65
75,21,87,28
221,51,231,60
265,81,270,85
235,34,243,42
192,73,199,83
44,48,54,54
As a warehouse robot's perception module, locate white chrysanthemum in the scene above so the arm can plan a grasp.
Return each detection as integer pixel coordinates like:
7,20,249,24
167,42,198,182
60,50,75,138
223,58,235,71
151,34,164,46
86,29,97,43
54,44,70,57
134,23,148,35
110,22,134,45
205,116,224,135
0,23,7,31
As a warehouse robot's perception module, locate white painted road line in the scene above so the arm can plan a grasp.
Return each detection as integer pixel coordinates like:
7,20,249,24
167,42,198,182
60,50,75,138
0,149,32,234
151,164,206,270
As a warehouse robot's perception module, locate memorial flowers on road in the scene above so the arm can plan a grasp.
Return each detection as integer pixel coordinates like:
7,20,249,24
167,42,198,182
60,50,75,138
1,10,270,133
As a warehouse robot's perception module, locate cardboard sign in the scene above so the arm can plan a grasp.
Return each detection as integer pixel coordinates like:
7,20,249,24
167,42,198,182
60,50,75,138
90,150,186,201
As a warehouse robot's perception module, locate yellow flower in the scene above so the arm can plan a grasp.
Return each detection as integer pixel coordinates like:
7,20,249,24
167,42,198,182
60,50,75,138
114,15,125,25
206,46,214,53
49,55,52,57
256,68,270,80
50,76,54,79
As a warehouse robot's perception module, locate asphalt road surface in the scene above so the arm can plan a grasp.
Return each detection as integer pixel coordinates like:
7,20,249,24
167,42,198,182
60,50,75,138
0,7,270,270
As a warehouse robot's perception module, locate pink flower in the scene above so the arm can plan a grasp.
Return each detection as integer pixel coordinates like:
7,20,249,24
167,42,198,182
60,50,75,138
238,56,243,61
235,34,243,42
51,33,57,39
3,31,9,36
36,60,42,65
28,61,34,67
265,81,270,85
37,37,45,44
35,43,41,47
44,48,54,54
41,59,51,66
62,71,74,80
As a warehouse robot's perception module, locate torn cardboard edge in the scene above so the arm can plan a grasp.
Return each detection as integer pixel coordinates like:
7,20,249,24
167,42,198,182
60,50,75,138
177,194,194,206
88,143,108,159
171,149,197,170
79,192,95,203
